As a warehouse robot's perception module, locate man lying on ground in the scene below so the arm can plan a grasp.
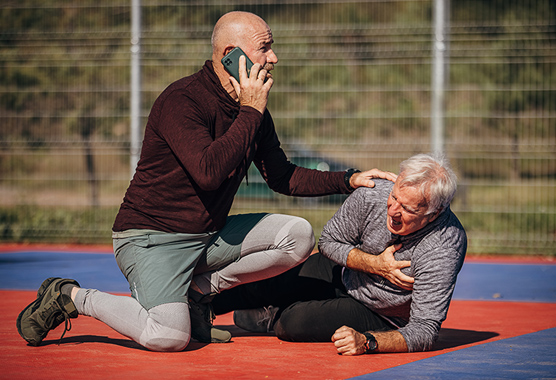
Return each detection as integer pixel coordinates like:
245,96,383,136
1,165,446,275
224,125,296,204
213,153,467,355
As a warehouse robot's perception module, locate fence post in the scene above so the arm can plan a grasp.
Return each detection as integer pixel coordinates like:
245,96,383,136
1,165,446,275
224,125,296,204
431,0,450,155
130,0,142,178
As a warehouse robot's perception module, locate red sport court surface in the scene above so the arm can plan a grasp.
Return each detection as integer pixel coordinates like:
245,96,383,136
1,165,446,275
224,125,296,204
1,244,555,379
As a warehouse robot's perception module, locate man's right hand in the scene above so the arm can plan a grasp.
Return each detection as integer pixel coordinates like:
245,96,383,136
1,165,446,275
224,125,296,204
372,244,414,290
229,55,273,114
346,245,414,291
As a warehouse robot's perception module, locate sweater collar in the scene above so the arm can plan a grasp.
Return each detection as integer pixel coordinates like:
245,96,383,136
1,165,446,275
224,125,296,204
201,60,240,111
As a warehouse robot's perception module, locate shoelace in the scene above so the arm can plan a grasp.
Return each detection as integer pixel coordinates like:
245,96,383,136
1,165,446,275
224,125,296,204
40,296,73,345
57,309,73,344
256,306,274,329
190,300,215,324
207,304,216,324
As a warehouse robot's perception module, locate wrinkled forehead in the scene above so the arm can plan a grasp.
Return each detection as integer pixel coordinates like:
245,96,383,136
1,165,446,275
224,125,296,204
247,21,273,46
391,180,429,210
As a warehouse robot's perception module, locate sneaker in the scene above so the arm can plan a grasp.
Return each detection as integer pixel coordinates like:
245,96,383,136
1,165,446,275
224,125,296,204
189,298,231,343
36,277,60,298
16,278,80,346
233,306,279,333
35,277,77,335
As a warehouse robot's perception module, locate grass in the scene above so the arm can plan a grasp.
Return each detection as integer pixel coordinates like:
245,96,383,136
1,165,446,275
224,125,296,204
2,191,553,256
0,205,117,244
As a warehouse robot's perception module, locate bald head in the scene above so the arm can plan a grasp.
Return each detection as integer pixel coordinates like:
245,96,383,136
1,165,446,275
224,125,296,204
211,11,271,59
211,11,277,93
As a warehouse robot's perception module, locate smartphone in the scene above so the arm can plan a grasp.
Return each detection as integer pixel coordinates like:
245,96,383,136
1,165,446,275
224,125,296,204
221,47,254,83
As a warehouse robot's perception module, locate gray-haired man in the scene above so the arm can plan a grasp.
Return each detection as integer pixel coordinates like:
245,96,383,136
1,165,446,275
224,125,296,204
213,153,467,355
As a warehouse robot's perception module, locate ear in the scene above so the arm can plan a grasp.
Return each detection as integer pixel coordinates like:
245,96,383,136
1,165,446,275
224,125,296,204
427,208,442,223
223,45,235,57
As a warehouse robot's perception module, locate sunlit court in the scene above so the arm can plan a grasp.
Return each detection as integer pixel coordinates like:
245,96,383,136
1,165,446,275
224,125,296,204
1,0,554,379
1,246,555,378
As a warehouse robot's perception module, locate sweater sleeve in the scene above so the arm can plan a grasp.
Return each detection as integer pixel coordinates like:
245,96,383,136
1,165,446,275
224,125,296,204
252,114,350,197
318,188,373,266
397,245,463,352
157,90,264,191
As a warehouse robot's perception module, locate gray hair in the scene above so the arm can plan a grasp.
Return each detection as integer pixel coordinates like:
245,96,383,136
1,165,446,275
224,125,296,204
398,153,457,215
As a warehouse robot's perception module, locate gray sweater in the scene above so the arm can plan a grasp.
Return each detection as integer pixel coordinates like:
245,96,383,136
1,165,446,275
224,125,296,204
318,180,467,352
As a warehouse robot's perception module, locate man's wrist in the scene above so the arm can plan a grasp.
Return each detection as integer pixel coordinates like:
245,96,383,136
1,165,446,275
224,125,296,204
344,168,361,192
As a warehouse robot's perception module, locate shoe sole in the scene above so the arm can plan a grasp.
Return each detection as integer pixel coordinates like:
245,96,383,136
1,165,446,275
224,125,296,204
209,329,232,344
191,329,232,344
211,334,232,344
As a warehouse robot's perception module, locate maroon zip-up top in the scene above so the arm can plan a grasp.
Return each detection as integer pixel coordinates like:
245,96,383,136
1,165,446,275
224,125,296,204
113,61,349,234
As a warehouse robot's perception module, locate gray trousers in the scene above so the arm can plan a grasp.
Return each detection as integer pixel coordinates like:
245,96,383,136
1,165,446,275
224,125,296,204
74,213,315,351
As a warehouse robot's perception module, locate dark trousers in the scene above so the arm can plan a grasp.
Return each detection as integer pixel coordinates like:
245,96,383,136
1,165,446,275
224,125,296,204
212,253,393,342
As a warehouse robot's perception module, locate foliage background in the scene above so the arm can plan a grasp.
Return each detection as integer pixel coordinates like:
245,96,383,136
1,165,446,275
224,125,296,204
0,1,554,255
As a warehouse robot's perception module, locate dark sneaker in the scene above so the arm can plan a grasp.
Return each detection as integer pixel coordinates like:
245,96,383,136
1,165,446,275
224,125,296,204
189,298,231,343
16,278,80,346
34,277,75,335
36,277,60,298
233,306,279,333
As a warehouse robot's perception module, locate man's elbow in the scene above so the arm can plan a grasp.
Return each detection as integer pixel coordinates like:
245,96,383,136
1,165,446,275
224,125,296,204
193,172,227,191
401,323,440,352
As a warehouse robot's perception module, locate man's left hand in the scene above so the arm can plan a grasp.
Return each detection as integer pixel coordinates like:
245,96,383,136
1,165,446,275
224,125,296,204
351,169,397,189
331,326,367,356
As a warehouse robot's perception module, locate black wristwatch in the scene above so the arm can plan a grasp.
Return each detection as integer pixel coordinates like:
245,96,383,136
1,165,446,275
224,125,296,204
363,332,378,354
344,168,361,192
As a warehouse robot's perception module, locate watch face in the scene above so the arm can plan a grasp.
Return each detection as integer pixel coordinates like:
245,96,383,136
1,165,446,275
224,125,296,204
364,333,377,353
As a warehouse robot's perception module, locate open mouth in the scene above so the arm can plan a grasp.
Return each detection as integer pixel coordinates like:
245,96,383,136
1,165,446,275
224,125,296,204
389,217,402,230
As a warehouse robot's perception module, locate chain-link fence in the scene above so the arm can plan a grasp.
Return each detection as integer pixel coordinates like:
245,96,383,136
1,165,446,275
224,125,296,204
1,1,554,255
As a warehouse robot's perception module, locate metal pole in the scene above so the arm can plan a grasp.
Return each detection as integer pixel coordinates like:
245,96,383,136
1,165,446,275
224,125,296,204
130,0,142,178
431,0,450,155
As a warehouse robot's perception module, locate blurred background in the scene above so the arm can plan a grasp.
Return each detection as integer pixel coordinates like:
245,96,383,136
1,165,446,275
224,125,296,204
0,0,554,255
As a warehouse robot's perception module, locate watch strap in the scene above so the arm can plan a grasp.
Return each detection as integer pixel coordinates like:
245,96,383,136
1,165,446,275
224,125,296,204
344,168,361,192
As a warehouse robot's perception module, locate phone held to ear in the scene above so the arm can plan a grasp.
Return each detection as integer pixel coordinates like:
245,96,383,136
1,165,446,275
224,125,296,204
221,47,254,83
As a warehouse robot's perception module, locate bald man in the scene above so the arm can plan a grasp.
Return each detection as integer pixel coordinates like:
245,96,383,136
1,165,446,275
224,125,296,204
17,12,399,352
